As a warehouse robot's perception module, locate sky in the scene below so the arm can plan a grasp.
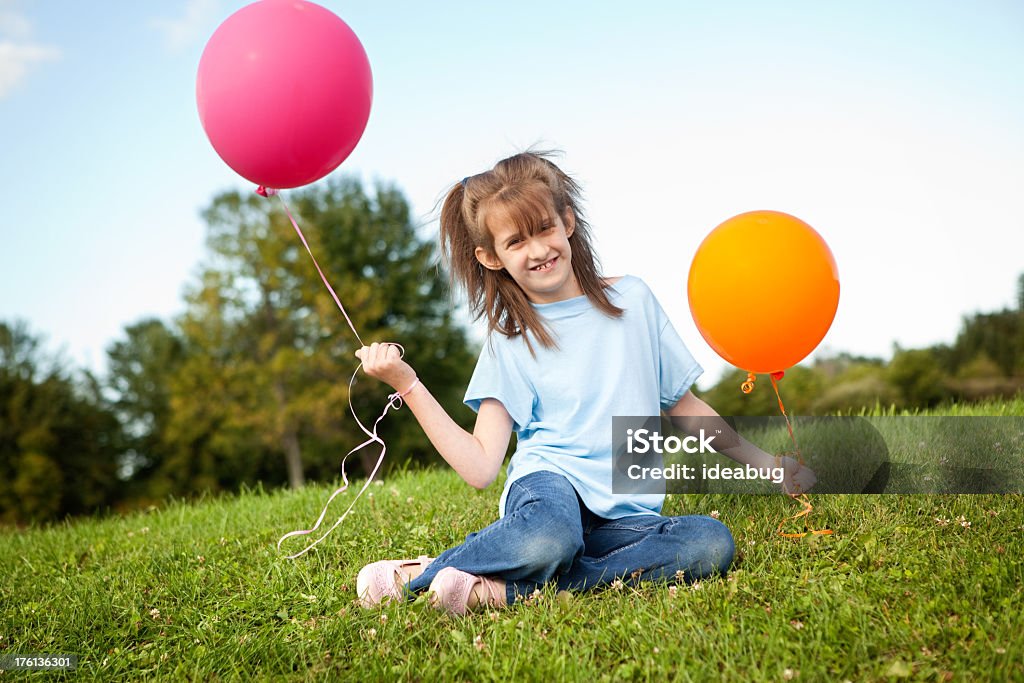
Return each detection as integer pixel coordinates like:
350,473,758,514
1,0,1022,391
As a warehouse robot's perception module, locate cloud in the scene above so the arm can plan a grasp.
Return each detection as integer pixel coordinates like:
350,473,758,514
150,0,222,52
0,3,60,99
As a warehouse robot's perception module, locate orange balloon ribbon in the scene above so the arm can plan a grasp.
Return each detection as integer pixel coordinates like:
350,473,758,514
762,372,833,539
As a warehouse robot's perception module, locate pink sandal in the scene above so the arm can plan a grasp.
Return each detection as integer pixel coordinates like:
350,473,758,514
427,567,507,616
356,555,433,608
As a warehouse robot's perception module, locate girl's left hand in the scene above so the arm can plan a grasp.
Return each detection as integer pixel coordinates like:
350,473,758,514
777,456,817,494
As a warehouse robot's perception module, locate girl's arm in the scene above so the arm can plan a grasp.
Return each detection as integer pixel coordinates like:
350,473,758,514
667,391,816,493
355,343,511,490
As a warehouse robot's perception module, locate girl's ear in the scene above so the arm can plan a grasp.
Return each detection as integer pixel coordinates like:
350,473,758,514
563,209,576,238
474,246,504,271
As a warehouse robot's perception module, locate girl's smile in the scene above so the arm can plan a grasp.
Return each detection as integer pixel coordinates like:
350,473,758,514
530,256,558,272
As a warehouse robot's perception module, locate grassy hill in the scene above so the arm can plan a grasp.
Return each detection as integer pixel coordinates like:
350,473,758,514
2,399,1023,681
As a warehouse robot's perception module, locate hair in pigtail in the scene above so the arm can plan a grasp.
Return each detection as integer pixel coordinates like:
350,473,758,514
439,151,623,356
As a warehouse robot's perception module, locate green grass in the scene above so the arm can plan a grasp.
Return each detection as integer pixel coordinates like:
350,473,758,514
3,399,1024,681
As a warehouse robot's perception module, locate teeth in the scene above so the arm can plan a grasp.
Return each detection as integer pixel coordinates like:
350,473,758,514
533,258,555,271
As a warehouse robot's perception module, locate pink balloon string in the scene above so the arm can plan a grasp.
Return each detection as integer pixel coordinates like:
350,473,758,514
260,185,364,347
260,186,404,559
275,369,407,560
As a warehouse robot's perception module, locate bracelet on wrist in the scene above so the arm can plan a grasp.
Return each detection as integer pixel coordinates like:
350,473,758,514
397,377,420,397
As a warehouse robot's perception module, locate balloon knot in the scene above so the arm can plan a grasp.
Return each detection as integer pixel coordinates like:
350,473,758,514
741,372,756,394
771,371,785,381
255,186,278,197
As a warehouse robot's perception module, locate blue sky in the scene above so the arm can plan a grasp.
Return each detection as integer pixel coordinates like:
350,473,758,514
1,0,1022,390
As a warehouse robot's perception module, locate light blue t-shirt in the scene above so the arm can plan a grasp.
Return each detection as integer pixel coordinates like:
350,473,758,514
464,275,703,520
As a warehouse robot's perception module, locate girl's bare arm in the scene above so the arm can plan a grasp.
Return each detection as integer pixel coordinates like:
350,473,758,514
356,343,511,489
667,390,816,493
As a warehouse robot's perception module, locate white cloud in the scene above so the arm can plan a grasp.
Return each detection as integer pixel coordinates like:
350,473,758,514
150,0,222,52
0,3,59,99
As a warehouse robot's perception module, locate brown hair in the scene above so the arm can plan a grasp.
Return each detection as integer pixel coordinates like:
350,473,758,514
439,151,623,355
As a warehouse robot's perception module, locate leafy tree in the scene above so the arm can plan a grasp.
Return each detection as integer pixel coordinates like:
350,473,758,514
955,352,1003,380
105,319,185,500
0,320,122,523
288,179,476,482
938,274,1024,378
1017,272,1024,313
948,310,1020,377
811,374,899,414
152,177,475,493
810,355,897,413
886,346,947,408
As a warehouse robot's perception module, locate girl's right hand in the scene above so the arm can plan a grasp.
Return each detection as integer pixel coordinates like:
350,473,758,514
355,342,417,393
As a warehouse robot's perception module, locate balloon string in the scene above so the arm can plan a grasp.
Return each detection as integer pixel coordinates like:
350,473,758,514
769,372,799,463
257,187,404,558
768,373,833,539
276,364,409,559
263,187,364,347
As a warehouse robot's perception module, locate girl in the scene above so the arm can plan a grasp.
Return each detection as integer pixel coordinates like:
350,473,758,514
354,151,812,615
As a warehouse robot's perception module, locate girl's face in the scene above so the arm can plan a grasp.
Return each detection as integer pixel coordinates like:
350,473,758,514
474,201,583,305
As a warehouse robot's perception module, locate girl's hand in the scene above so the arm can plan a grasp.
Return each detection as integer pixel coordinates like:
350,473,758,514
355,342,417,393
777,456,817,494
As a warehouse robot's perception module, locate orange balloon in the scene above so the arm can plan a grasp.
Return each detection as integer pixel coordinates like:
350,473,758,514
687,210,839,374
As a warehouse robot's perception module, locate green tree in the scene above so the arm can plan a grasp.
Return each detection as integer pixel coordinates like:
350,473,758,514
1018,272,1024,375
289,179,476,483
948,311,1020,377
105,319,186,501
810,354,897,413
939,274,1024,378
886,346,948,408
1017,272,1024,313
155,177,474,493
0,320,122,523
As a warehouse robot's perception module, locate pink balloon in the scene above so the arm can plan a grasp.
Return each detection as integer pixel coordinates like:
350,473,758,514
196,0,372,189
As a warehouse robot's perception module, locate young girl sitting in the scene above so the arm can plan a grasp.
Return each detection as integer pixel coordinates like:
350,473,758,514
354,151,812,615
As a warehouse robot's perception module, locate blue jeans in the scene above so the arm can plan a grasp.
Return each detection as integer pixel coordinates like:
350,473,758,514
407,471,735,605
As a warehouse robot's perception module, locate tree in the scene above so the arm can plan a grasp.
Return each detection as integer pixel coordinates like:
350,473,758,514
1017,272,1024,313
948,311,1020,377
153,177,475,493
0,320,122,523
809,355,898,413
886,346,947,408
105,319,186,501
288,179,476,482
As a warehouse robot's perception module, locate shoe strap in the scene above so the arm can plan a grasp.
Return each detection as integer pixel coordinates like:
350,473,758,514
476,576,505,608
